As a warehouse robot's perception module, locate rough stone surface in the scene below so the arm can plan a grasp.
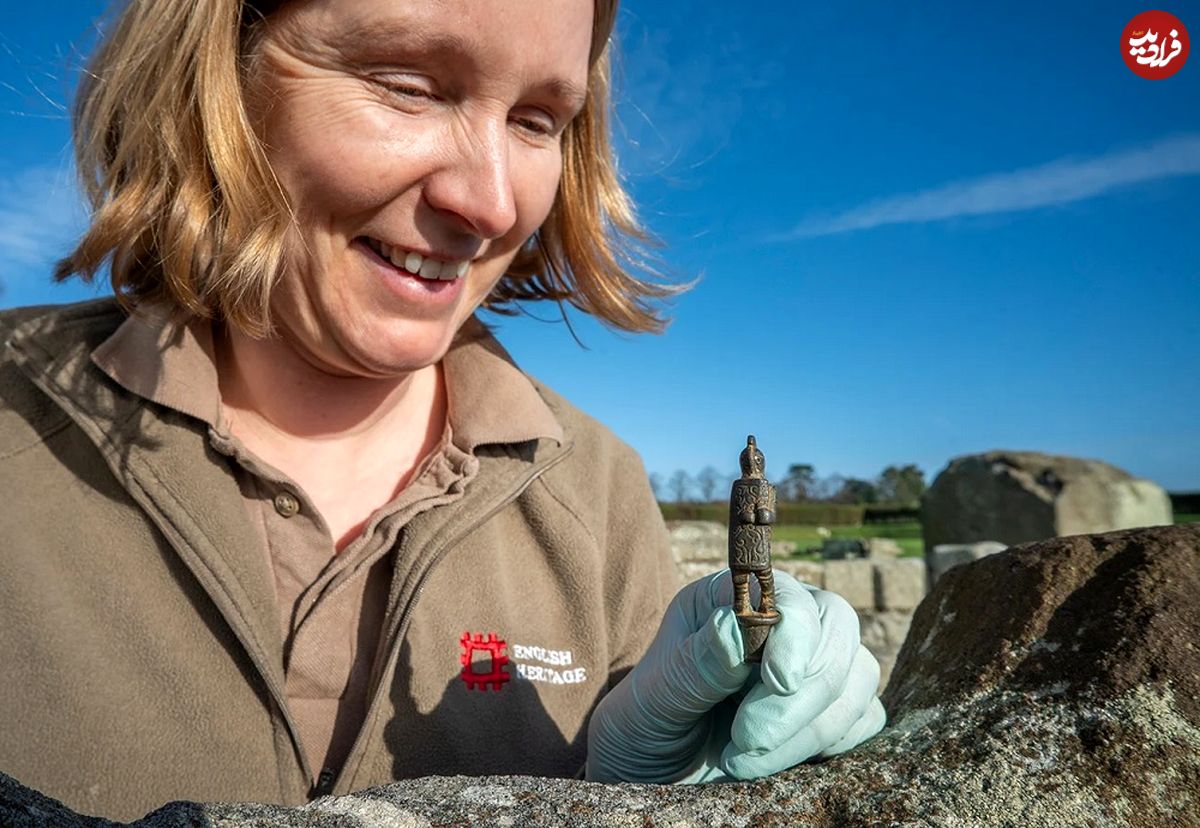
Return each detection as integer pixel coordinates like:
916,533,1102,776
927,540,1008,586
822,559,876,611
5,525,1197,827
872,559,925,611
921,450,1173,552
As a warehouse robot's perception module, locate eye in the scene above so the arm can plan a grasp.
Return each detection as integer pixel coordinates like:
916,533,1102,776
373,74,441,102
510,109,560,139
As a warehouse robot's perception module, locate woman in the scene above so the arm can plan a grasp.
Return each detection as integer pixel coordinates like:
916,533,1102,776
0,0,884,820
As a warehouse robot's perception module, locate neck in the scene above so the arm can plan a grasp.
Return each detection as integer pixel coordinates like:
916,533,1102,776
214,324,444,451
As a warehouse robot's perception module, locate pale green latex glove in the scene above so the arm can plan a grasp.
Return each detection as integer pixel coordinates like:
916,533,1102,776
585,569,886,783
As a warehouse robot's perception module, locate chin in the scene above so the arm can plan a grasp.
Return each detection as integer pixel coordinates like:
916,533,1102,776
337,319,458,378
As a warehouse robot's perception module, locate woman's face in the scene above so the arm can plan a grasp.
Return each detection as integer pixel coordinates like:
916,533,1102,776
249,0,593,377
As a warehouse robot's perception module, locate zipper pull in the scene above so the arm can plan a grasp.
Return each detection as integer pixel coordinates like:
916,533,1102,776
310,768,336,800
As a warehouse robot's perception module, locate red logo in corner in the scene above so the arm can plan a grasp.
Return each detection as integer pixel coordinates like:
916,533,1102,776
1122,11,1189,79
459,631,510,691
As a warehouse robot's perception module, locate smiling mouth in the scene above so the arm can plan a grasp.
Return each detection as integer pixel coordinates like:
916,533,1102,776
362,237,470,281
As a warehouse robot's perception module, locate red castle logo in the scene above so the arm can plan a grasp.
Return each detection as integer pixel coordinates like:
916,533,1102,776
459,631,511,691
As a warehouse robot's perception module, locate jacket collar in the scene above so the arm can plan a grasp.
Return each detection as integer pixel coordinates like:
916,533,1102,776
88,305,564,454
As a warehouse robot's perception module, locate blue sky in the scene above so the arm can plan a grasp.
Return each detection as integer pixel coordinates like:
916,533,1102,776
2,1,1198,493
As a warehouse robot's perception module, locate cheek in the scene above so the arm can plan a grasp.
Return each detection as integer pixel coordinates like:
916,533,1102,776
509,147,565,239
263,87,436,220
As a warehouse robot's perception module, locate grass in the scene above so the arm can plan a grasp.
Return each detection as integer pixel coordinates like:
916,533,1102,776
773,520,925,559
1177,514,1200,524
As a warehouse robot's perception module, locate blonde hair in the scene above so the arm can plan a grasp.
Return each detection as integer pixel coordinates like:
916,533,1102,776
56,0,686,337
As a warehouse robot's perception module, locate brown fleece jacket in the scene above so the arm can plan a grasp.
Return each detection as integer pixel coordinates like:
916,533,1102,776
0,299,679,822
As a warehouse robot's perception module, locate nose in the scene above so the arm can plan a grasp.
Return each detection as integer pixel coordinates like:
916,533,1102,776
423,116,518,241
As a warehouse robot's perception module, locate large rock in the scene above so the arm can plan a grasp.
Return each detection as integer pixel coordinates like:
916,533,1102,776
922,450,1173,551
4,525,1198,827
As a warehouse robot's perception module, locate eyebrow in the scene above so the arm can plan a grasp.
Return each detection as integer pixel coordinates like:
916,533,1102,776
536,78,589,114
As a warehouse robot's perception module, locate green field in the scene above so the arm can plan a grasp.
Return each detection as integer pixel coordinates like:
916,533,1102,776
774,513,1198,562
773,521,925,559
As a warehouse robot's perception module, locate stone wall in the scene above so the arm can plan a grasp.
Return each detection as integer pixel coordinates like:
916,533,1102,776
10,525,1197,827
668,521,926,691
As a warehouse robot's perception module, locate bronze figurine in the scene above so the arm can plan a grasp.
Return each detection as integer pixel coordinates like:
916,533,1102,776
729,435,781,662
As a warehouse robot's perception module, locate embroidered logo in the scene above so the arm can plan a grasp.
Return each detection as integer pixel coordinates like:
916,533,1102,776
459,631,510,691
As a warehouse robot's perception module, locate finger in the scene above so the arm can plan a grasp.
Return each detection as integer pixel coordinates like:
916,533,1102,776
805,645,881,754
722,683,884,781
729,590,860,753
723,644,879,774
820,696,886,758
757,571,821,695
636,605,753,727
666,570,736,633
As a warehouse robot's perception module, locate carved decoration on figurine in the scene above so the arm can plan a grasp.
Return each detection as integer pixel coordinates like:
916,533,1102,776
728,435,781,662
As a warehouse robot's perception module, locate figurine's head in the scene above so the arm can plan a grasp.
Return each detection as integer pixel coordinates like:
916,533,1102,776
739,435,766,478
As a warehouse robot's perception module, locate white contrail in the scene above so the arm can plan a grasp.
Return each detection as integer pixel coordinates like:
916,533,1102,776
777,134,1200,239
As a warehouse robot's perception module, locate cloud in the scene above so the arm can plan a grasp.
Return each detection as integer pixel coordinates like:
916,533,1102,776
0,163,88,270
610,10,782,179
775,134,1200,240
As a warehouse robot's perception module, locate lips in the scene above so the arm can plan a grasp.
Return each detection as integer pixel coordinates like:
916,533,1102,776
356,236,466,307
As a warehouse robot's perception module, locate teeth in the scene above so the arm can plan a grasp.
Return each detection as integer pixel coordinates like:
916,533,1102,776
368,238,469,280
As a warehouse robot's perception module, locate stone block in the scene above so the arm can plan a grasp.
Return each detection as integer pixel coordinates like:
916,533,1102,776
864,537,901,559
675,561,723,583
775,560,824,589
822,559,874,610
770,539,797,558
873,559,926,610
927,541,1007,586
665,520,725,563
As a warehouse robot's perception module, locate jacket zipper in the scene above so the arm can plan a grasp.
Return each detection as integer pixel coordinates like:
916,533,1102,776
332,441,576,793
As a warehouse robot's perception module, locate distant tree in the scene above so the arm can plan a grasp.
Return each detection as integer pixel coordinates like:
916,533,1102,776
877,464,927,504
668,469,694,504
779,463,817,502
810,473,847,502
696,466,722,502
836,477,879,504
648,472,663,501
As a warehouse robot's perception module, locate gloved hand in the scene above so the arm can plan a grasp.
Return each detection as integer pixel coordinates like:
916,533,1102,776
585,569,886,783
